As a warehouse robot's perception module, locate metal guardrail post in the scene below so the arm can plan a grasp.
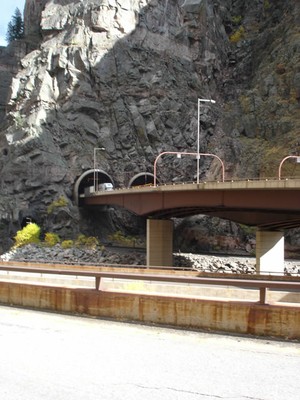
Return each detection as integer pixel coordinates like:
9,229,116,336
259,287,267,305
95,276,101,290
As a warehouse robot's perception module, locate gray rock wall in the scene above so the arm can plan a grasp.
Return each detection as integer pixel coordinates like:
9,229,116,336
0,0,299,252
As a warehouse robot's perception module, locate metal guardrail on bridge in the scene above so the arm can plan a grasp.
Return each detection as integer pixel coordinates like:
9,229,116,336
1,264,300,306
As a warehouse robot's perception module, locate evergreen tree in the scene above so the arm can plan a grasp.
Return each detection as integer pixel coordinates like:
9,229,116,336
6,8,24,44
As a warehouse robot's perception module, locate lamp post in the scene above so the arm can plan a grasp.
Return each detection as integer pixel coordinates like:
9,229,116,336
197,98,216,184
93,147,105,192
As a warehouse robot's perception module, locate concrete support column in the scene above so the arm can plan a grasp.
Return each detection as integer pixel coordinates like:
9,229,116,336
147,219,173,267
256,230,284,274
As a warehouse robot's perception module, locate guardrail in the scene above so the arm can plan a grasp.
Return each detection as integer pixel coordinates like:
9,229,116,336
92,176,300,192
1,264,300,305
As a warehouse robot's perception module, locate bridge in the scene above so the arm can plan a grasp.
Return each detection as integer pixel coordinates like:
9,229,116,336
83,178,300,274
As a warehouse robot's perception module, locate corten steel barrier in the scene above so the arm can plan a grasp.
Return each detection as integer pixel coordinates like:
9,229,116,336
1,264,300,305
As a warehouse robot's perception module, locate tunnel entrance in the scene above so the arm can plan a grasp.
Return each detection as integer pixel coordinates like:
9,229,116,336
19,209,38,229
20,216,37,228
128,172,156,188
74,169,114,206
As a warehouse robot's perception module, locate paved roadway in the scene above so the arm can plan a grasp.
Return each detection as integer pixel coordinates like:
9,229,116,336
0,306,299,400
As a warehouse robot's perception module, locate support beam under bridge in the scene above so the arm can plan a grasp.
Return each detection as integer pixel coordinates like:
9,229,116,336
147,219,174,267
256,230,284,275
146,219,285,274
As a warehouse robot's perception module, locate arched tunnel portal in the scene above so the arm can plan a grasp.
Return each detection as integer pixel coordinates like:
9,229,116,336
74,169,114,206
128,172,156,188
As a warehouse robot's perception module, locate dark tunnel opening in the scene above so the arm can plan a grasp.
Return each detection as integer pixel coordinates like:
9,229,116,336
128,173,156,188
75,169,114,206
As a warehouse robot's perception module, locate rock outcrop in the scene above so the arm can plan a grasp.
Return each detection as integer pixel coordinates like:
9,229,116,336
0,0,299,253
1,243,300,276
0,42,27,123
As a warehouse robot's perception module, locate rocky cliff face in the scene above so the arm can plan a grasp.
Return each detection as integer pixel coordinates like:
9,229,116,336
0,0,299,252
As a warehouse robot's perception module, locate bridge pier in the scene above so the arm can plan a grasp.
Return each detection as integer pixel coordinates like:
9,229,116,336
256,230,284,275
147,219,173,267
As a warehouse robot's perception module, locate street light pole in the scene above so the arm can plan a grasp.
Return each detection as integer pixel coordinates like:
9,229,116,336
197,98,216,184
93,147,105,192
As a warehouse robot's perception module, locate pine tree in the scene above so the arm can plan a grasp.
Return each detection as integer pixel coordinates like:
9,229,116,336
6,8,24,44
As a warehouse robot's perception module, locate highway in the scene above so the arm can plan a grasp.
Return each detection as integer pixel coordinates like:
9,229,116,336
0,306,299,400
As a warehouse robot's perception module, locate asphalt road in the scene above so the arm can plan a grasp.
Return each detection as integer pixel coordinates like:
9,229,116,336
0,306,299,400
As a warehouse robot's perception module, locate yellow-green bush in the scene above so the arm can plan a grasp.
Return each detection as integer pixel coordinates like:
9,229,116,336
14,223,41,248
232,15,242,25
44,232,60,247
61,237,104,251
229,26,245,43
84,236,99,249
75,234,99,249
61,240,74,249
108,230,137,247
47,196,68,214
75,234,87,247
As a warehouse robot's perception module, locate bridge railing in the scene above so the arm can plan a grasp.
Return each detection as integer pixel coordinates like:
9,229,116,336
1,264,300,306
113,176,300,190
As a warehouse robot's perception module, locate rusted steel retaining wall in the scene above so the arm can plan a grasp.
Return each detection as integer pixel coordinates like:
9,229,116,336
0,281,299,339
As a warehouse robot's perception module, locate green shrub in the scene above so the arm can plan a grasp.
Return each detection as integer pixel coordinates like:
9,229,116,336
108,230,137,247
232,15,242,25
84,236,99,249
44,232,60,247
61,240,74,249
47,196,68,214
75,234,88,247
75,234,99,249
229,26,245,43
14,223,41,248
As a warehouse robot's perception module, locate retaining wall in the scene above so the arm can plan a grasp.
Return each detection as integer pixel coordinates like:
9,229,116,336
0,281,300,340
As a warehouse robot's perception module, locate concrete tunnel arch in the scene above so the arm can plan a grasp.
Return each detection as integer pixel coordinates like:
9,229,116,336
128,172,157,188
74,169,114,206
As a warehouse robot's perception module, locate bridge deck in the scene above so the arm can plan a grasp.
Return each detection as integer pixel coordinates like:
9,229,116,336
84,179,300,229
